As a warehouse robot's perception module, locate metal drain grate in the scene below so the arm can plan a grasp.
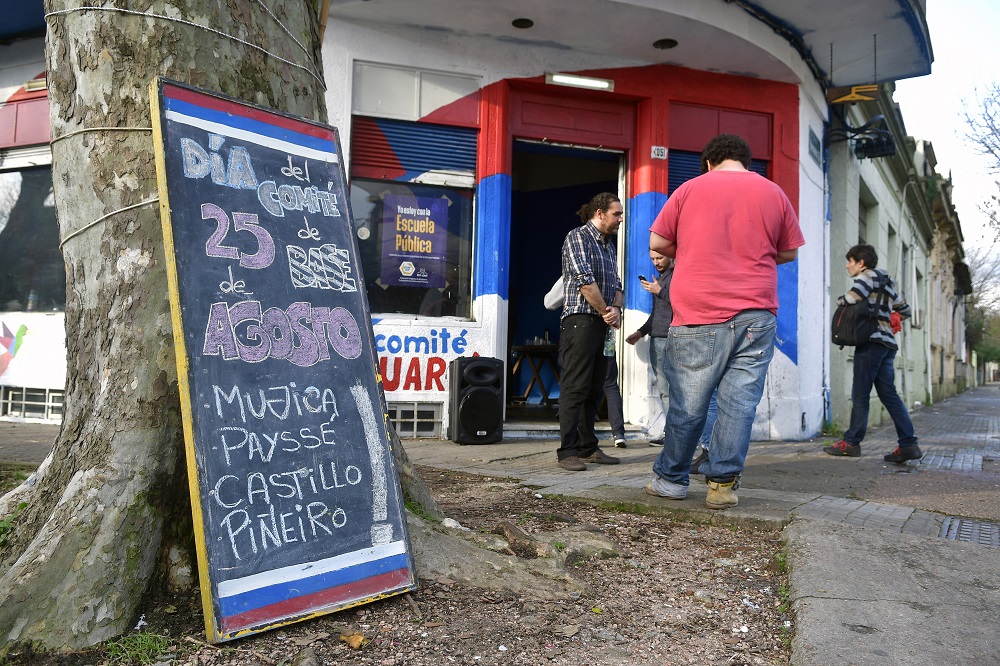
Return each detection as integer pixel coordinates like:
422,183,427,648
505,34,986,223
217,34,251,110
920,447,983,472
939,517,1000,548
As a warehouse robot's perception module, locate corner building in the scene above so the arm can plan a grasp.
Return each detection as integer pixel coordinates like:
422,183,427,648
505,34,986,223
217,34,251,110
0,2,935,436
321,1,932,439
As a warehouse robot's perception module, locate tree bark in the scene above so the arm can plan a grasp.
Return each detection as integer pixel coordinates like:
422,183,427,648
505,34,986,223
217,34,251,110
0,0,329,648
391,426,445,521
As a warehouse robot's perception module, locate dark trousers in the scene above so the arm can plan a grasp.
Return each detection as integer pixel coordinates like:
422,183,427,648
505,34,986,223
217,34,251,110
557,314,608,460
844,342,918,447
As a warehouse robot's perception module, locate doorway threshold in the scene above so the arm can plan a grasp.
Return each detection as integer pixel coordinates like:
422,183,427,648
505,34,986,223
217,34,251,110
503,420,648,442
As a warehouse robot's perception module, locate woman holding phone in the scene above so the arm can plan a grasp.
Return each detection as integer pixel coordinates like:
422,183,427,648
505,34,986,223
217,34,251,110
627,250,673,445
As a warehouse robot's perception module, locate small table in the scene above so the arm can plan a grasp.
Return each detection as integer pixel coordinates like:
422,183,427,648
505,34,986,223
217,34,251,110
509,344,560,407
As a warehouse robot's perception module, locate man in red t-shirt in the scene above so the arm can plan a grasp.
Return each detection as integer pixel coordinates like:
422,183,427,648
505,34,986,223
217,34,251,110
645,134,805,509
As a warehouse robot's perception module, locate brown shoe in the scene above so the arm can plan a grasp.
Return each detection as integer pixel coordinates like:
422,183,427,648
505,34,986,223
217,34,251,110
580,449,620,465
558,456,587,471
706,479,739,510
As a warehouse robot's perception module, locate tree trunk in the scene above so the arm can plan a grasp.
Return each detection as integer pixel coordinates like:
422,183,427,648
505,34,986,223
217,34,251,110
0,0,329,649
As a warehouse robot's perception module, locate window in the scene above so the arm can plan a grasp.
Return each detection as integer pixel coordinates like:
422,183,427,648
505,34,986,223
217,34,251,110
353,62,479,123
858,181,876,246
386,401,442,438
858,202,868,244
350,178,473,318
889,228,900,276
1,386,63,420
899,241,908,293
667,149,769,195
0,166,63,312
350,65,480,319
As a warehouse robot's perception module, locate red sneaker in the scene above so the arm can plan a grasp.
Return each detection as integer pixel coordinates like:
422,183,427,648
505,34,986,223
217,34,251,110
822,440,861,457
883,445,923,463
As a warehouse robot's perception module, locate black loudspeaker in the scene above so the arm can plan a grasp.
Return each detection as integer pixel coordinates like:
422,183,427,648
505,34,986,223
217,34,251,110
448,356,504,444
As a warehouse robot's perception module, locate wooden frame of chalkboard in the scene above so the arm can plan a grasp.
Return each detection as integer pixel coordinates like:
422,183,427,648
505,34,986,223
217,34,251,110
149,77,416,643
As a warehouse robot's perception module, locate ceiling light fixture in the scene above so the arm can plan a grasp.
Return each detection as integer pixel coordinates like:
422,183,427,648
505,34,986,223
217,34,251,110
544,72,615,92
24,77,47,92
512,18,534,29
653,38,678,50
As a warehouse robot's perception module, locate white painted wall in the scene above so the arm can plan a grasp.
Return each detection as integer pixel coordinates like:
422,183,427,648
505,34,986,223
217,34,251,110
323,14,830,439
0,37,45,101
773,93,829,439
323,20,643,162
0,313,66,389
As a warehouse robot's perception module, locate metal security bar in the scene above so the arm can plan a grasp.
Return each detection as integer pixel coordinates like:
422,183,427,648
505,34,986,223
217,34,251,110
387,401,442,438
0,386,64,421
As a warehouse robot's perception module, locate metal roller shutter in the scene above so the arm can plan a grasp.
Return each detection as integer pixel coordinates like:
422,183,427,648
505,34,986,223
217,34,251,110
351,116,477,181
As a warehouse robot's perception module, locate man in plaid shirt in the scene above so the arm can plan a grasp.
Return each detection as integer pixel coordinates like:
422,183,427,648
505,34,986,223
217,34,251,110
556,192,624,471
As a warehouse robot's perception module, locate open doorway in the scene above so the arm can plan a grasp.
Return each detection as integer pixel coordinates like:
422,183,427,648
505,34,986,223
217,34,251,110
507,140,622,420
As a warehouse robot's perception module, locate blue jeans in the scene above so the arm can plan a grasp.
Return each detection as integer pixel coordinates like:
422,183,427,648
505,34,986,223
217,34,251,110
653,310,776,485
699,389,718,448
843,342,917,447
648,336,670,415
651,337,715,452
603,355,626,440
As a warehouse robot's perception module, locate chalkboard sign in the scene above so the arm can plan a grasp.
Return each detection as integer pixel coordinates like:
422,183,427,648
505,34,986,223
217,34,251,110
149,78,416,642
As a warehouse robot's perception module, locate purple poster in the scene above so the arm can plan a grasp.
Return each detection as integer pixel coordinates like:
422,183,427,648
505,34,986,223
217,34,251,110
380,194,447,288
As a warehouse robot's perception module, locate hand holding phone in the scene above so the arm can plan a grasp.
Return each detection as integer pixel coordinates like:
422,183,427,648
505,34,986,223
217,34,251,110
639,274,661,295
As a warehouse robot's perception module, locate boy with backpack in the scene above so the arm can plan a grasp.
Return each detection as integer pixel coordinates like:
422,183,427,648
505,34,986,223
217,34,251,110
824,244,922,462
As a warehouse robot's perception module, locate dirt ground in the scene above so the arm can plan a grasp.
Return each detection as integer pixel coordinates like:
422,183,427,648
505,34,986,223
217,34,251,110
2,467,791,665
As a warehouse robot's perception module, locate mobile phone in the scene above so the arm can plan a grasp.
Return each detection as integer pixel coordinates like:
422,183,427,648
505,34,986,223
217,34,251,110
637,275,647,282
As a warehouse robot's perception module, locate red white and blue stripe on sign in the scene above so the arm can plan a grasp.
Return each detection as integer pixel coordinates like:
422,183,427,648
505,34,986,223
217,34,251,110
161,82,338,156
216,541,412,634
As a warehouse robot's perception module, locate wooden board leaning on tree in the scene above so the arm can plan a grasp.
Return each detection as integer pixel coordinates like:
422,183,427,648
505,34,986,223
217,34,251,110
149,78,415,643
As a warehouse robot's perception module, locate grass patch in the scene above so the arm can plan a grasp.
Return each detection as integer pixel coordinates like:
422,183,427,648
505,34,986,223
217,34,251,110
771,546,789,573
777,582,791,613
820,421,840,436
404,498,440,523
104,632,174,665
0,466,30,495
0,467,31,547
0,501,27,547
780,622,793,647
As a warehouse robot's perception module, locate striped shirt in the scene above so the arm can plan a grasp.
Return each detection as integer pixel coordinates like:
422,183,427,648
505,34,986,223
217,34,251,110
838,268,911,349
561,222,622,319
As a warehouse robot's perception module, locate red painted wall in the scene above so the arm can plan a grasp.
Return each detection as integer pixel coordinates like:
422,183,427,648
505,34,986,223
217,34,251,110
0,75,50,149
476,63,800,210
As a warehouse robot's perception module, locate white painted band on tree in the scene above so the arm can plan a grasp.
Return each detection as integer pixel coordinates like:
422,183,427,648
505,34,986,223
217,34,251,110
50,126,153,146
58,197,160,249
249,0,312,59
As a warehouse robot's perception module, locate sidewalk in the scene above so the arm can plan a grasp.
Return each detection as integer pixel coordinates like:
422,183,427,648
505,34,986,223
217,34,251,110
2,385,999,664
405,384,1000,665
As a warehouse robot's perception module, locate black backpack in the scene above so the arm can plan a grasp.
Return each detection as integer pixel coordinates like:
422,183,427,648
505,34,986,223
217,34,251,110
831,275,888,347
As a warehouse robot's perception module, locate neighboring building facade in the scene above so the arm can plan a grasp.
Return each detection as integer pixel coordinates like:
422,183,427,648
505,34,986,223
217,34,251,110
0,31,64,421
3,2,945,437
918,139,974,400
825,88,971,432
827,87,933,431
